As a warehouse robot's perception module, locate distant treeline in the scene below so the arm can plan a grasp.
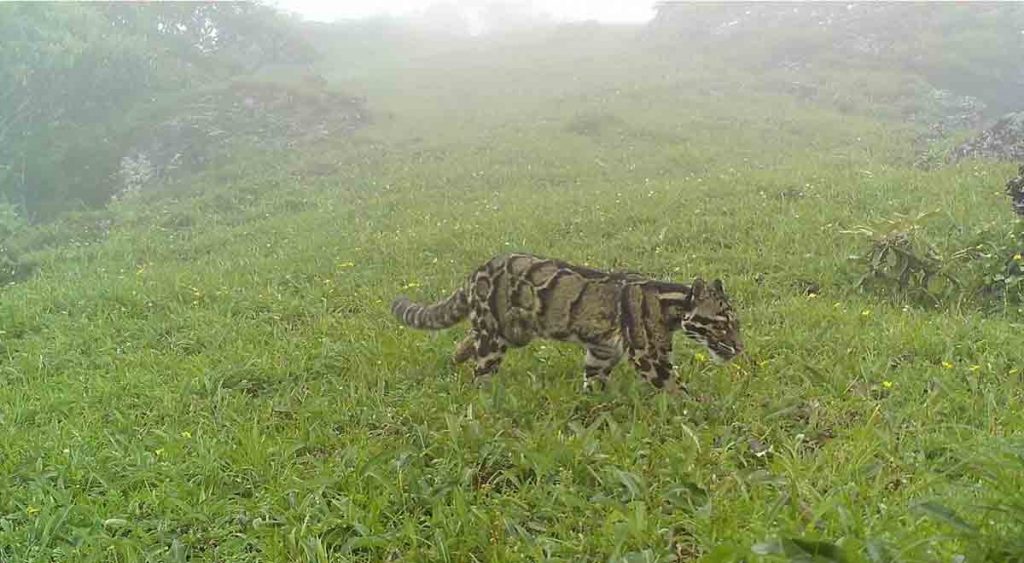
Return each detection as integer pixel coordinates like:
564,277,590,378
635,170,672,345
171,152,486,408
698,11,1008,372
0,2,316,220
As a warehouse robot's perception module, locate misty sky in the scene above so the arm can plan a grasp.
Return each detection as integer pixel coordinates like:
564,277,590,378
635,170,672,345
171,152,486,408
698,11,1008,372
272,0,655,29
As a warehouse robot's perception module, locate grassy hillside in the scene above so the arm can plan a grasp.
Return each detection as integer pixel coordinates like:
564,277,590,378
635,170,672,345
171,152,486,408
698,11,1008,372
2,24,1023,561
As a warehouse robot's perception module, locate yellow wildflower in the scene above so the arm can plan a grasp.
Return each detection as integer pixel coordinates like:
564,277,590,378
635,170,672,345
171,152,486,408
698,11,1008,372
941,361,954,369
882,380,893,389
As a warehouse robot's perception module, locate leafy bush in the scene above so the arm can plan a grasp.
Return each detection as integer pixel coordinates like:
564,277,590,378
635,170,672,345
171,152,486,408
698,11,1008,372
0,201,32,284
0,2,317,220
955,222,1024,308
844,211,960,306
848,190,1024,311
111,76,367,200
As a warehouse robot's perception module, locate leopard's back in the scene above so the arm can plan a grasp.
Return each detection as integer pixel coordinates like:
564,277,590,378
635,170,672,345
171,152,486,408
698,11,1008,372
467,253,634,347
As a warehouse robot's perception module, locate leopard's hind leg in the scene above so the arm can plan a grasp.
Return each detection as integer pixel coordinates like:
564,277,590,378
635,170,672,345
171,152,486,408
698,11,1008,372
582,344,623,392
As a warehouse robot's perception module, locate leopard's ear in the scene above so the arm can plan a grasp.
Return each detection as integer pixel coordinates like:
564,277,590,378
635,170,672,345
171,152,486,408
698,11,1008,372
691,277,706,299
711,279,725,295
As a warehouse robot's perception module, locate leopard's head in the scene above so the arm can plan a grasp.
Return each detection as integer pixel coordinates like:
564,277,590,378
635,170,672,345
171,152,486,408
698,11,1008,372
682,278,743,362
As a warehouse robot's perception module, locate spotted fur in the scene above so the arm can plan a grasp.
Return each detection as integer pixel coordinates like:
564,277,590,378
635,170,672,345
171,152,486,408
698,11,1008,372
391,253,743,392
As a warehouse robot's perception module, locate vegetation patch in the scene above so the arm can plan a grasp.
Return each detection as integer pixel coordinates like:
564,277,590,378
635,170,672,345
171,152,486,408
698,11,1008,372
951,112,1024,163
115,77,369,200
844,212,959,307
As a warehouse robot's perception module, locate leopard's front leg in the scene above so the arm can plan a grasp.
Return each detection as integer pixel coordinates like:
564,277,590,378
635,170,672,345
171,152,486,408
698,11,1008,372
628,346,685,394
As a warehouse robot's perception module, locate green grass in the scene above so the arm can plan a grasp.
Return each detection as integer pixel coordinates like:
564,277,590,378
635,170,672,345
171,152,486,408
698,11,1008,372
2,25,1024,561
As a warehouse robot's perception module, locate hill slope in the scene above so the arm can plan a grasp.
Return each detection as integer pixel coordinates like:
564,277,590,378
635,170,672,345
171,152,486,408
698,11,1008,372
1,23,1022,561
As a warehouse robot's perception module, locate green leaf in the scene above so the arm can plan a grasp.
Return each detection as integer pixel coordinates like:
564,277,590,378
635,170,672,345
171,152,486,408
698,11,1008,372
753,537,848,562
912,501,978,533
866,539,892,563
614,469,642,500
781,538,848,562
751,540,784,556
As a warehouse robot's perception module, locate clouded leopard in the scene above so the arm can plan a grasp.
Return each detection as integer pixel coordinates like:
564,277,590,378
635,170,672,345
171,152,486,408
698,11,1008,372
391,253,743,392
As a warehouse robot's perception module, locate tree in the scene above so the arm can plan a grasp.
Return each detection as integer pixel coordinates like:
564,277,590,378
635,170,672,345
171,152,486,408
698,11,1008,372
0,2,316,220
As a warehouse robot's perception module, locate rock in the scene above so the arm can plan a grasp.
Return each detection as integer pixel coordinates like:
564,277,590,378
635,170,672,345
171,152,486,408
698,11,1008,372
1007,164,1024,217
915,89,986,143
950,112,1024,163
111,77,369,198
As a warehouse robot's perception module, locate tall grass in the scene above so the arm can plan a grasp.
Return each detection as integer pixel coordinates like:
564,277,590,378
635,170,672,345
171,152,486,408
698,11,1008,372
0,25,1020,561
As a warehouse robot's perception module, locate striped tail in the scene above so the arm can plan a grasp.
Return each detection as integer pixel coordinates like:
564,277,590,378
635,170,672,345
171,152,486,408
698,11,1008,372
391,287,469,329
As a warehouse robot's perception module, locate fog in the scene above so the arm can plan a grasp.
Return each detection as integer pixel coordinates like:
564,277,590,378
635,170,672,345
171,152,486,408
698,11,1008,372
273,0,655,32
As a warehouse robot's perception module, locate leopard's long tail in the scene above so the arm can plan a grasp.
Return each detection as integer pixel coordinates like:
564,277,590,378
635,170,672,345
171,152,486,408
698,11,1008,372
391,287,469,329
